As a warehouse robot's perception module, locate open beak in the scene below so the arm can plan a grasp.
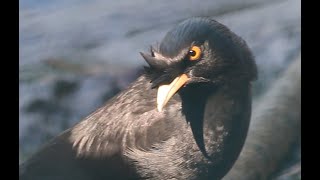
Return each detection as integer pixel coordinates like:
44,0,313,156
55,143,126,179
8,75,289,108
157,74,190,112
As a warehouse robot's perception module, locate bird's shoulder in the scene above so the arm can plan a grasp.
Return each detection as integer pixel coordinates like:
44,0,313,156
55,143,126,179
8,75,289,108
20,75,184,179
69,75,183,157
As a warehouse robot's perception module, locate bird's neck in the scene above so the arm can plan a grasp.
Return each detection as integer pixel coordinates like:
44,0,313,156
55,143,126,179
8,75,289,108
178,83,218,158
178,82,250,160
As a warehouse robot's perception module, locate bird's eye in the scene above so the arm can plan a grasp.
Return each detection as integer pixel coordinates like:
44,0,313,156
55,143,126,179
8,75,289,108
188,46,202,61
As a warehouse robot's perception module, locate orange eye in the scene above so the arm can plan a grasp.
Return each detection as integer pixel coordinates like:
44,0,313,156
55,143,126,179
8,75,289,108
188,46,202,61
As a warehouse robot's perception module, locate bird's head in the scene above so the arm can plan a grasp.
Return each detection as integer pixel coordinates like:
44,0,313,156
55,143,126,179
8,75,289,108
141,17,257,112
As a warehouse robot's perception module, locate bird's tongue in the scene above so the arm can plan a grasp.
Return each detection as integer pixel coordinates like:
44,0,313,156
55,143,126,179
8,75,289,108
157,74,190,112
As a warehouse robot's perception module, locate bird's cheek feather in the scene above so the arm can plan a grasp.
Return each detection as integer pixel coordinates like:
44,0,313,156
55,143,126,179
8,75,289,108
157,74,190,112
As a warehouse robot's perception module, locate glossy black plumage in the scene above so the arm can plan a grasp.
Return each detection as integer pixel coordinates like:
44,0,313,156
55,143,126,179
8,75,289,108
20,17,257,180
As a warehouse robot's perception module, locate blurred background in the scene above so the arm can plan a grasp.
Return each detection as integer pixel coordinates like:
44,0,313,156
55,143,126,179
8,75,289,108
19,0,301,179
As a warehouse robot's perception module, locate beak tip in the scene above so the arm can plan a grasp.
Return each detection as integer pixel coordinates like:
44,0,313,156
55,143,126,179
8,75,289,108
157,104,163,112
156,74,190,113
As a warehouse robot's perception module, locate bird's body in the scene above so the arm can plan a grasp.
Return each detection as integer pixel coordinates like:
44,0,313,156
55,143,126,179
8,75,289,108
20,17,257,180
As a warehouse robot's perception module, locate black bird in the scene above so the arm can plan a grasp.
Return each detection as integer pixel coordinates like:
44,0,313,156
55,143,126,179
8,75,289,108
20,17,257,180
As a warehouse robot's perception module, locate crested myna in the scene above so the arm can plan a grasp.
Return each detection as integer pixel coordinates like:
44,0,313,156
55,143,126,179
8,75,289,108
20,17,257,180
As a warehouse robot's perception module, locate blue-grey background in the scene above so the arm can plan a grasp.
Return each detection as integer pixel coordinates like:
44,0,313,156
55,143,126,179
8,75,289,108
19,0,301,178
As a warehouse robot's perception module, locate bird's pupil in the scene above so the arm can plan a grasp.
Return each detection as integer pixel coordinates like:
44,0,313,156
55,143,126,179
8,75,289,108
189,50,196,57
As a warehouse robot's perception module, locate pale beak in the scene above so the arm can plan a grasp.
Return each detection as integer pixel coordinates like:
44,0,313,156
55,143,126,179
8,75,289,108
157,74,190,112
